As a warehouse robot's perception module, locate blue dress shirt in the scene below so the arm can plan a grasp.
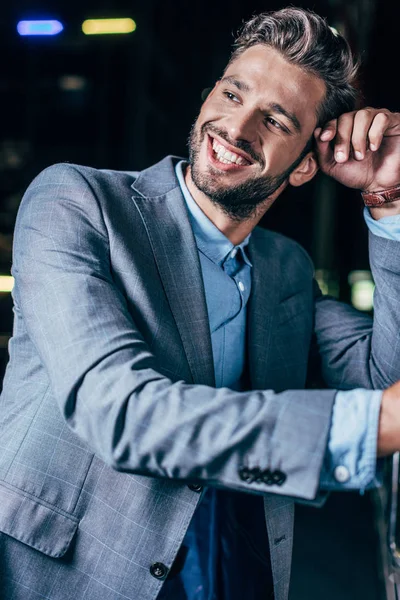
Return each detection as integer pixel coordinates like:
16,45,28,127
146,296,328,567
160,163,384,599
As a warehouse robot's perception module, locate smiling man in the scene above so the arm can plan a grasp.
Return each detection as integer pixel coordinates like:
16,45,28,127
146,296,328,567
1,7,400,600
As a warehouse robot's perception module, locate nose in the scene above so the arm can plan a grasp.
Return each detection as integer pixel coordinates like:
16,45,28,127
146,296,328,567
226,109,259,145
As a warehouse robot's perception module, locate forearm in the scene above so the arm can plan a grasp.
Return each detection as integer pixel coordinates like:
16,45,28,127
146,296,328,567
55,355,336,499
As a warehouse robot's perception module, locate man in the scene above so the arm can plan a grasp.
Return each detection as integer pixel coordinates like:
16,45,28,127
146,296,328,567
1,7,400,600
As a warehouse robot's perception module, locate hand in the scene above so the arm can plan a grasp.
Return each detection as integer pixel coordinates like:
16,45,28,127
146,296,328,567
314,108,400,192
378,380,400,457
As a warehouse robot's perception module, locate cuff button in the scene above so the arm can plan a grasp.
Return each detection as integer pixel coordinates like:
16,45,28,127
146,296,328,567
239,467,251,482
334,465,350,483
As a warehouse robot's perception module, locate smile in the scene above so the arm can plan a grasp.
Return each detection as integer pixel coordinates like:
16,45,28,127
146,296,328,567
212,139,248,165
207,134,253,171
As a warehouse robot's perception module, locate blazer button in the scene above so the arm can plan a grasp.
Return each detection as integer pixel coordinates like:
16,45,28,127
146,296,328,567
273,470,287,486
238,467,251,482
188,483,203,493
262,469,274,485
150,562,169,580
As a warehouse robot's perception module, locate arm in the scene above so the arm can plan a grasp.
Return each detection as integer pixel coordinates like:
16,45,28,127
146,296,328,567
316,207,400,491
311,108,400,390
310,109,400,489
12,163,337,501
312,228,400,391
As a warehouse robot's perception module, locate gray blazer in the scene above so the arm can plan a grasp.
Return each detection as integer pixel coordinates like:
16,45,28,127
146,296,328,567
0,156,398,600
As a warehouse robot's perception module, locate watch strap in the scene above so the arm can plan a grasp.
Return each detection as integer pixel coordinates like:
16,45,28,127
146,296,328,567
362,184,400,207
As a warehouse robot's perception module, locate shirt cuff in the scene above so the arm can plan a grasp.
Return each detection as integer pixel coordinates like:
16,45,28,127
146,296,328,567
319,389,382,492
364,206,400,241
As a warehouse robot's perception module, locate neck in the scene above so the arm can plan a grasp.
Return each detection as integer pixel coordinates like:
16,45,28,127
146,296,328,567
184,165,279,246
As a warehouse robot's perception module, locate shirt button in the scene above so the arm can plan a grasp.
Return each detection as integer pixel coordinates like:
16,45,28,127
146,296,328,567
334,465,350,483
238,281,245,292
230,248,238,259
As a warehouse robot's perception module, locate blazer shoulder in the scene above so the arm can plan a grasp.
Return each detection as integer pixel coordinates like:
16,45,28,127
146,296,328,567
30,162,139,190
17,163,142,243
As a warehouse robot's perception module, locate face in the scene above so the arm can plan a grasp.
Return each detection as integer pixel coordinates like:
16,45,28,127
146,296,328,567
188,44,326,220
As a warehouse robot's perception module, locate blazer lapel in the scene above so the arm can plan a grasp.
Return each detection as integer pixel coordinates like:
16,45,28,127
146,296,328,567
247,229,281,391
131,156,215,387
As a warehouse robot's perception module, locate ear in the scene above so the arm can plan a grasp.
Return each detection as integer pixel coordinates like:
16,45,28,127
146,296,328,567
288,151,319,187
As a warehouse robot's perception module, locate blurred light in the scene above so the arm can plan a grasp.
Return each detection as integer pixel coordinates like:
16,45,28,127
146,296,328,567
329,26,339,37
0,335,10,349
59,75,87,92
0,276,14,293
348,270,375,311
17,20,63,36
82,18,136,35
315,269,339,298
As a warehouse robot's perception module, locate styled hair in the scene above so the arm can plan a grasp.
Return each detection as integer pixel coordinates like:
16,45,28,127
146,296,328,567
230,8,360,126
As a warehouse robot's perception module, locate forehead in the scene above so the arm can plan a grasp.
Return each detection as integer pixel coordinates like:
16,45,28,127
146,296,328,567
225,44,326,128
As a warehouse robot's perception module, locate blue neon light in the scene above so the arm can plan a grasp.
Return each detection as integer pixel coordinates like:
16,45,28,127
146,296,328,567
17,20,64,36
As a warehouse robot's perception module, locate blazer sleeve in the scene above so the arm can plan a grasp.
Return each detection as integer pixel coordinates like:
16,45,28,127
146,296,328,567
11,163,336,501
313,231,400,391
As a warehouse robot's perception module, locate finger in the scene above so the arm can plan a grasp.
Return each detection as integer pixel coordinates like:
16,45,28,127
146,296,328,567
314,127,322,138
351,109,376,159
333,113,354,162
319,120,337,142
368,111,390,151
314,133,334,169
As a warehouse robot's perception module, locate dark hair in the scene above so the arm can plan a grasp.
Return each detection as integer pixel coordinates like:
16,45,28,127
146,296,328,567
229,8,360,126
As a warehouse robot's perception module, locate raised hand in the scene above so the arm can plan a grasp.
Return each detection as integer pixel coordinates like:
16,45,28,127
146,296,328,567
314,108,400,193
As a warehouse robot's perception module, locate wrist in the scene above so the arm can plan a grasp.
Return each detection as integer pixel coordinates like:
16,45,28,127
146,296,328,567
362,183,400,220
378,389,400,456
369,200,400,220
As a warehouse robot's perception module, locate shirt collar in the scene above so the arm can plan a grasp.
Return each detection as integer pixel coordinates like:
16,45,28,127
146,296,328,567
176,160,252,267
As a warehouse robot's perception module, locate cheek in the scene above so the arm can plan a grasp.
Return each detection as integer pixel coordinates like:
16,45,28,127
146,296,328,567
262,139,303,173
261,143,286,173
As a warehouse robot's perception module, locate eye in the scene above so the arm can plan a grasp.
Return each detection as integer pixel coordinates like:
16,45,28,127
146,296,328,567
265,116,283,130
223,91,240,103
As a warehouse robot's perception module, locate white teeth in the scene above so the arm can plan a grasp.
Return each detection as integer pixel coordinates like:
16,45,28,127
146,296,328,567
211,138,247,166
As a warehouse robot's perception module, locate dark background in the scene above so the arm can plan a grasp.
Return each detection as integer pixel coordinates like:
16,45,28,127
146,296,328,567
0,0,398,337
1,0,398,300
0,0,398,598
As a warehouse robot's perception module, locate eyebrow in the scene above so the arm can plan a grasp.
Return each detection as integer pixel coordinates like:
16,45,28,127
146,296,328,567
221,75,302,134
269,103,301,134
221,75,251,93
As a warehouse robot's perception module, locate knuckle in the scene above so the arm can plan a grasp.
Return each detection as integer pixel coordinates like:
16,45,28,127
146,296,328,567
356,109,372,121
326,117,337,127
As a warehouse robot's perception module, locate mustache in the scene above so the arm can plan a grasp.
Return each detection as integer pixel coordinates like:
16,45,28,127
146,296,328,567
201,123,265,169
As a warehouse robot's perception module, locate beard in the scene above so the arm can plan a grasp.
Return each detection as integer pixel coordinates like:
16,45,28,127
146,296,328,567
188,121,312,221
